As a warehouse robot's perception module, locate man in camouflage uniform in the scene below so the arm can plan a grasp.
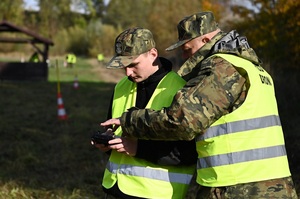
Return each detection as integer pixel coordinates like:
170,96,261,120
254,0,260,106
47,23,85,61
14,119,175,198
102,12,298,198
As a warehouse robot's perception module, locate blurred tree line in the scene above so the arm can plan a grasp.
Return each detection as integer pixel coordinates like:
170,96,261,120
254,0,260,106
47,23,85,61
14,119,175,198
0,0,299,69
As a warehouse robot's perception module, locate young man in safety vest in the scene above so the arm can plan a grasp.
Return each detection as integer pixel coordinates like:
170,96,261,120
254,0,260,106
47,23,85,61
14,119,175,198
101,12,298,198
96,27,197,199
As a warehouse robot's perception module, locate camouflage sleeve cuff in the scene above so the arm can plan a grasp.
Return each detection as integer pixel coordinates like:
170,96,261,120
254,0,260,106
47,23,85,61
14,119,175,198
120,107,140,137
119,107,194,140
120,107,159,139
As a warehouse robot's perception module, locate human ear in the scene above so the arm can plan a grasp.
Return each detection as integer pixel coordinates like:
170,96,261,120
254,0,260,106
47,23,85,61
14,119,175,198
149,48,158,60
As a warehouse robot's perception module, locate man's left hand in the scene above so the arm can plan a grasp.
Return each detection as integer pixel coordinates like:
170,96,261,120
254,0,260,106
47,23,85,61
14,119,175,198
108,137,137,156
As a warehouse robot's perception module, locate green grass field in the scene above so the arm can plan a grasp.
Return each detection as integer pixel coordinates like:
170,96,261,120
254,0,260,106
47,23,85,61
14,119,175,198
0,58,116,198
0,58,299,198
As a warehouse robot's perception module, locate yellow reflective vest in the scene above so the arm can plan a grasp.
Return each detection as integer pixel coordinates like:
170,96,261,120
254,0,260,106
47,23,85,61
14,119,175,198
102,71,195,199
196,54,291,187
98,54,104,61
67,54,76,64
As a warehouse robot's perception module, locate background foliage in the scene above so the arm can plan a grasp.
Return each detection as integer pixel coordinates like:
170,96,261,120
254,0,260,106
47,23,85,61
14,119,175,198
0,0,298,69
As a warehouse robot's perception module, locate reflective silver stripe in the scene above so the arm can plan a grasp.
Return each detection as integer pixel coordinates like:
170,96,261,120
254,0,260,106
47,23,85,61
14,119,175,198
106,161,119,174
197,145,287,168
197,115,281,141
106,161,193,184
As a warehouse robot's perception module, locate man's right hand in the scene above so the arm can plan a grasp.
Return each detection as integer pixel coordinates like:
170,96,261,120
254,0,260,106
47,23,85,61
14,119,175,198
100,118,121,131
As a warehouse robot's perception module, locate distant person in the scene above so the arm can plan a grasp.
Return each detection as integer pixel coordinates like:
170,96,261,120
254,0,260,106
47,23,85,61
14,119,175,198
95,27,197,199
65,53,76,68
29,52,40,62
97,53,104,63
101,12,298,198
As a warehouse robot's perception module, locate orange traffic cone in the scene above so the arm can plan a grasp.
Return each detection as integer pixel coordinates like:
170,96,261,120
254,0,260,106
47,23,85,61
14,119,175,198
57,92,68,120
73,75,79,89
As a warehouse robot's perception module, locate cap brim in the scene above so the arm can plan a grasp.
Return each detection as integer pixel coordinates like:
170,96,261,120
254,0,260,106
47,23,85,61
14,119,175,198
106,55,138,68
165,39,191,51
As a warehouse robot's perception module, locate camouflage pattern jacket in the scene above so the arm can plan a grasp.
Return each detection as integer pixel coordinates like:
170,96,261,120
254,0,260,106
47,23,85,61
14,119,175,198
119,30,262,140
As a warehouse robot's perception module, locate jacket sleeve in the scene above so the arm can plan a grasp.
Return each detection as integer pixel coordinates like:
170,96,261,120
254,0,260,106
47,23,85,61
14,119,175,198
120,57,247,140
135,139,197,166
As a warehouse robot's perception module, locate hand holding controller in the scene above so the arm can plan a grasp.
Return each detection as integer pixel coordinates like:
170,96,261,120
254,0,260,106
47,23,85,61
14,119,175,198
91,130,115,146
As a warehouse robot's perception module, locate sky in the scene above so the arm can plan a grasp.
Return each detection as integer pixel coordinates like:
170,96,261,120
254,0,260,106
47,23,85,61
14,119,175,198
23,0,39,11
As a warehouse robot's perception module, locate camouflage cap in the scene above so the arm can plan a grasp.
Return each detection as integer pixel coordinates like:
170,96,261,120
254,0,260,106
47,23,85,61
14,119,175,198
166,11,218,51
107,27,156,68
